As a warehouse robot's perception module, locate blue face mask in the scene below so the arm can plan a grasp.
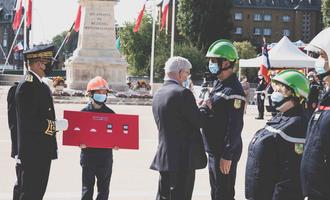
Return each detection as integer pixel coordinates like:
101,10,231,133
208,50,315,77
208,61,219,74
315,58,327,74
271,91,284,103
271,91,289,110
93,94,107,104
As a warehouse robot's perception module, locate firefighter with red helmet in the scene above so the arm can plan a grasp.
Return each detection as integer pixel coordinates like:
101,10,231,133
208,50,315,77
79,76,118,200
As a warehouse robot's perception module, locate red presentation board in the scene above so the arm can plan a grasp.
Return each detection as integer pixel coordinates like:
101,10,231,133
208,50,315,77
63,110,139,149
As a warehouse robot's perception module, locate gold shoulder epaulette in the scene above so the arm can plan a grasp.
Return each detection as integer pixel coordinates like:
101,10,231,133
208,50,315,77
25,74,33,82
45,119,55,136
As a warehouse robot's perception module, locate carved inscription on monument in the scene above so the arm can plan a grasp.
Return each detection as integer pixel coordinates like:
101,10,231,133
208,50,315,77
84,10,114,32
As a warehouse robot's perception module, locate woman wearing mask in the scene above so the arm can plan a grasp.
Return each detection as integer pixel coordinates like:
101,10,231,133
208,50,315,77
245,70,310,200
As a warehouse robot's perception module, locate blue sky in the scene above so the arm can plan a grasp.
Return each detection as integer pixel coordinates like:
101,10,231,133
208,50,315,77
32,0,148,44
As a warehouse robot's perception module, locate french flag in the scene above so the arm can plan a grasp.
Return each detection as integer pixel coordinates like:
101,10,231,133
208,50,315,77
74,5,82,32
12,0,22,31
161,0,170,30
133,0,147,32
260,40,271,83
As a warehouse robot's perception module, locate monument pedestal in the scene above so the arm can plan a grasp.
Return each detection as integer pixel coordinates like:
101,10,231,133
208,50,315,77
66,0,127,91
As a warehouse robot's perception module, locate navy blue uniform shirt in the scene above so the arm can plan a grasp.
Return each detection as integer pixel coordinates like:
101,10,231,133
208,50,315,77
201,74,245,161
80,102,115,167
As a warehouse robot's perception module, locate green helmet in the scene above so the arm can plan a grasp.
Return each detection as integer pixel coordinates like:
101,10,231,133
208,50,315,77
272,70,310,99
206,39,239,62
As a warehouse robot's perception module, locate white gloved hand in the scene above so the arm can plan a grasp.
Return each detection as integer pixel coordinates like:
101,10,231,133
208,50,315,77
55,119,69,131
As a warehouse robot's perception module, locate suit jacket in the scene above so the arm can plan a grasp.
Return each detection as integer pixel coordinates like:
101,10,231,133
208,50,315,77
15,71,57,161
7,82,18,158
150,80,207,171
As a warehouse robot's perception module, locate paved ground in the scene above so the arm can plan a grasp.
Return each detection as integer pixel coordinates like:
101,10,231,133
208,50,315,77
0,86,272,200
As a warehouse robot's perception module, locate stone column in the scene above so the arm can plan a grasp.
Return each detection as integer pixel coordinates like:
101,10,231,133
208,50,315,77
66,0,127,90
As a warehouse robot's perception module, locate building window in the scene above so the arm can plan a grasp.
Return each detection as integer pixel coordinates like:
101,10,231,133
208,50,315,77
283,29,290,36
3,39,7,48
234,12,243,20
282,15,291,22
254,28,261,35
254,14,262,21
234,27,242,34
264,28,272,36
264,14,272,21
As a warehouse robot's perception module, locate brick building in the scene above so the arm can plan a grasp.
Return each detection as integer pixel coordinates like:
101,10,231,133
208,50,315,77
231,0,322,46
0,0,24,69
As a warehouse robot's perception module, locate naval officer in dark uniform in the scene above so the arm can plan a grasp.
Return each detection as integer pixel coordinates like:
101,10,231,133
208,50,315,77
150,56,207,200
15,45,68,200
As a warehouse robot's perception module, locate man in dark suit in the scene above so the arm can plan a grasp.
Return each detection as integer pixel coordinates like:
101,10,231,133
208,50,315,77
7,81,21,200
150,56,207,200
15,45,68,200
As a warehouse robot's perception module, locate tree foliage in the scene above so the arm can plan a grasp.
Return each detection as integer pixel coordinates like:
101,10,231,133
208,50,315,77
322,0,330,27
52,30,78,69
177,0,234,51
52,30,78,60
119,14,206,82
234,41,258,81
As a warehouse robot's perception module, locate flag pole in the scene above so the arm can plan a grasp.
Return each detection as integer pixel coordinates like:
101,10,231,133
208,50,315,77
150,0,156,94
0,44,7,61
23,0,27,75
2,12,25,73
29,0,33,48
170,0,175,57
54,22,75,60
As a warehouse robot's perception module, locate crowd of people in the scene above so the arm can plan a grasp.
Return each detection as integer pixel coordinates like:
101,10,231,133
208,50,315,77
6,34,330,200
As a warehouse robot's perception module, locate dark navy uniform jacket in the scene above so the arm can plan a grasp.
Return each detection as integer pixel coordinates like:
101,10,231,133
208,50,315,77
301,90,330,200
150,80,207,171
80,102,114,167
7,82,19,158
15,71,57,161
307,81,320,105
256,78,267,92
245,105,308,200
201,74,245,161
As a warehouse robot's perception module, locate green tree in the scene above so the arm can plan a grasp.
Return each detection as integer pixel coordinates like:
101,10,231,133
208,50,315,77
177,0,234,51
119,14,206,82
322,0,330,27
119,15,153,76
234,41,258,81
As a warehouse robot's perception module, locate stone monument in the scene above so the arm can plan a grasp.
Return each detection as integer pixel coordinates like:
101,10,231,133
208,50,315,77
66,0,127,90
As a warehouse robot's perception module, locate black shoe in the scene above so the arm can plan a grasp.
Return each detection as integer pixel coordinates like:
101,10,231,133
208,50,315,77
255,116,264,120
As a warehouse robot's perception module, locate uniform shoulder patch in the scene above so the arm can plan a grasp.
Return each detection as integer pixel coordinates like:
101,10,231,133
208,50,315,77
25,74,33,82
294,143,304,155
234,99,242,109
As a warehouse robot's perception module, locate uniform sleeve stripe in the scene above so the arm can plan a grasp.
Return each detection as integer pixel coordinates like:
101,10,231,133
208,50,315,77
265,125,305,144
214,92,246,101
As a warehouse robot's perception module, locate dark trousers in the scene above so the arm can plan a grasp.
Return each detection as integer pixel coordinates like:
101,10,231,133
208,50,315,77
19,158,51,200
81,165,112,200
156,170,195,200
13,163,22,200
208,155,238,200
257,94,265,118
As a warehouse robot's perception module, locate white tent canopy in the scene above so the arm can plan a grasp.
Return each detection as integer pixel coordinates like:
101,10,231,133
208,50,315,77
239,36,317,68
